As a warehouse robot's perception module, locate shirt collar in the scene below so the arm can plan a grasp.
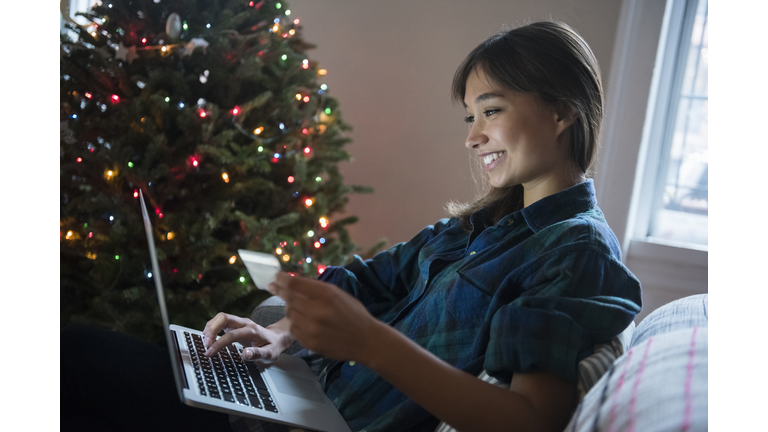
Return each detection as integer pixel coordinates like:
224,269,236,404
519,179,597,233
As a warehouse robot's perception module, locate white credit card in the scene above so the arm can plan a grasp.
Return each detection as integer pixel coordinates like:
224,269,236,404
237,249,281,290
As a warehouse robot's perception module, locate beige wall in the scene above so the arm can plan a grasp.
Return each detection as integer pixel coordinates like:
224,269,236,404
288,0,624,251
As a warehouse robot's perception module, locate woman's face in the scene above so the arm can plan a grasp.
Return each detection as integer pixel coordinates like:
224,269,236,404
463,68,577,203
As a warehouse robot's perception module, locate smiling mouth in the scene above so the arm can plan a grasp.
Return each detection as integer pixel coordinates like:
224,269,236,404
482,151,506,166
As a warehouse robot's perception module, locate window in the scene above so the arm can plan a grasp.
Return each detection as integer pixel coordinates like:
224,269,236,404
637,0,708,248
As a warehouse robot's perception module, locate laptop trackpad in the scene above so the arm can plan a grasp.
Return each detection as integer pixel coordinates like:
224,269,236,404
269,370,327,404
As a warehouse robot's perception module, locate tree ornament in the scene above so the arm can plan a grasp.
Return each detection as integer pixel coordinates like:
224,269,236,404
182,38,209,56
166,13,182,40
114,42,138,64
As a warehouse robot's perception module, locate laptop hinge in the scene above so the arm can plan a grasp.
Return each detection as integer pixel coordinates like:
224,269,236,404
171,330,190,389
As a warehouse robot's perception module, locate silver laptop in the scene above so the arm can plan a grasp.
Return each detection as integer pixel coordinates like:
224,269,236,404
139,190,351,432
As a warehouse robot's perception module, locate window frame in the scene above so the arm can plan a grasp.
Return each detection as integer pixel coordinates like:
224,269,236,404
595,0,707,318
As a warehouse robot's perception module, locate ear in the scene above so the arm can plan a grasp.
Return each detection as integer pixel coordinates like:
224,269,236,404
553,102,578,137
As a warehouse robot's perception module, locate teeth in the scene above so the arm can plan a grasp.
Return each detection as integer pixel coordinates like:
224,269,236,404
483,152,504,165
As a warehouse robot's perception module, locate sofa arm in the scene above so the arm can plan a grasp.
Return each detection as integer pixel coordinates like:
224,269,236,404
250,295,304,355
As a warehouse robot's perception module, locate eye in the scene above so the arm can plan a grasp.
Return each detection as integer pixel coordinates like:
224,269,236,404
483,109,500,117
464,115,475,123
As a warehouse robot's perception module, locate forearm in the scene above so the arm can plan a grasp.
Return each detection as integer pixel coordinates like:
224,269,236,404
265,317,296,353
361,321,569,432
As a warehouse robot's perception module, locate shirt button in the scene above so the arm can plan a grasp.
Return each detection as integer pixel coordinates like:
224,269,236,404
469,251,476,256
348,361,356,366
506,219,514,226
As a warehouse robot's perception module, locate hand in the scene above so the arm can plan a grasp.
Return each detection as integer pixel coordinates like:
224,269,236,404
202,312,290,364
267,272,382,363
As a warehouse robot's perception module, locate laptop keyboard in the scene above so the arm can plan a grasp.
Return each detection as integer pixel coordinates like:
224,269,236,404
184,331,278,413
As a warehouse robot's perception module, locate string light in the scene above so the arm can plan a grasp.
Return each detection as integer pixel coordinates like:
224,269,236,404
222,173,230,183
87,252,97,260
302,96,310,102
275,248,282,254
325,108,332,115
198,109,207,118
254,127,264,135
276,2,281,8
76,157,83,163
314,241,321,249
128,162,134,167
307,230,314,237
289,29,295,35
110,94,120,103
249,1,254,5
282,254,290,262
285,9,291,15
306,257,312,263
109,215,115,221
165,97,170,102
66,231,74,239
258,146,264,152
317,264,327,275
142,38,147,44
302,128,309,134
304,147,311,155
295,93,302,100
320,84,328,90
319,238,326,244
105,170,114,179
231,106,240,115
88,232,93,238
294,19,300,25
280,241,288,247
167,232,175,240
287,176,295,183
133,189,139,198
315,176,321,182
318,69,328,76
85,92,93,98
281,54,287,61
304,198,314,207
115,255,120,260
319,217,329,228
229,256,237,264
183,21,188,30
147,272,153,278
240,277,246,282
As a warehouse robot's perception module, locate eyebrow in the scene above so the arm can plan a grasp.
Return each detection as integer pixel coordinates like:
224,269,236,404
462,92,504,108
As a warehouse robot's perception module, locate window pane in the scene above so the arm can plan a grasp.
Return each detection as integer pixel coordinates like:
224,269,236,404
650,0,708,246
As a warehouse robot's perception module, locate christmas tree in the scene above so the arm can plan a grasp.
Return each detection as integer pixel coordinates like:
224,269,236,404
60,0,374,345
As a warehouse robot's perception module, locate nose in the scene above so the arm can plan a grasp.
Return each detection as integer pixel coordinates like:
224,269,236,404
464,122,487,150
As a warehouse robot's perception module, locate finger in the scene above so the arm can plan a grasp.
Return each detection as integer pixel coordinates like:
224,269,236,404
242,346,276,364
204,327,245,357
203,315,252,349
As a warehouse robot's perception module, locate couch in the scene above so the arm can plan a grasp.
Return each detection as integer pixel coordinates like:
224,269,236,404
250,294,708,432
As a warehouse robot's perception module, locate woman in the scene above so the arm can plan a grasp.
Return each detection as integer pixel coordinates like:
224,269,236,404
204,21,641,432
61,21,640,432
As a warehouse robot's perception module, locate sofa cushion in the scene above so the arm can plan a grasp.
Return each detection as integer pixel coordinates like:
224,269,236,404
564,325,707,432
250,295,304,355
631,294,708,347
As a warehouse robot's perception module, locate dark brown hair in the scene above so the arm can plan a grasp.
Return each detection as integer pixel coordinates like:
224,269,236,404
447,21,604,228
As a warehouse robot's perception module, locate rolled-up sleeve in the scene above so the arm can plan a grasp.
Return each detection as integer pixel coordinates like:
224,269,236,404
484,247,642,383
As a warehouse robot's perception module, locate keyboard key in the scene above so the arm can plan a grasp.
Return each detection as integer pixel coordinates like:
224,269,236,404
222,393,235,403
247,395,263,409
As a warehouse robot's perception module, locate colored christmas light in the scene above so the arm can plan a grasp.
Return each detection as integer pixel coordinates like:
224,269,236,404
249,1,254,6
178,102,185,108
240,277,246,282
281,54,287,60
315,176,321,182
105,170,114,179
115,255,120,260
198,109,207,118
167,232,175,240
319,217,329,228
302,64,309,70
147,272,153,278
318,69,328,76
282,254,290,262
275,248,282,254
319,238,326,244
258,146,264,152
88,232,93,238
293,241,299,246
295,93,302,100
306,257,312,263
254,127,264,135
276,2,281,9
302,128,309,134
159,213,164,218
305,198,314,207
303,147,311,154
128,162,134,167
285,9,291,15
294,19,300,25
303,96,310,102
76,157,83,163
66,230,74,239
85,92,93,98
314,241,321,248
325,108,332,115
133,189,139,198
307,230,314,237
320,84,327,90
229,256,237,264
222,173,230,183
289,29,295,35
317,264,327,275
287,176,295,183
111,94,120,103
231,106,240,115
165,97,170,102
109,215,114,221
280,241,288,247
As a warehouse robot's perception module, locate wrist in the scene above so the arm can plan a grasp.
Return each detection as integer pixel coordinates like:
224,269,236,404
358,319,399,370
